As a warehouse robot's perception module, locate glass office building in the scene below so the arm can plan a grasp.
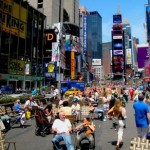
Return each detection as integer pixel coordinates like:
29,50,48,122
0,0,46,92
87,11,102,59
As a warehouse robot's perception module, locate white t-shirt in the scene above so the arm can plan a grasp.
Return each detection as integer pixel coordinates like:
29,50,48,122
52,119,71,133
71,103,80,111
24,100,38,107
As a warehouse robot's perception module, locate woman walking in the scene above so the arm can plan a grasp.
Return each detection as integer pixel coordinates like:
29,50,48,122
107,99,126,150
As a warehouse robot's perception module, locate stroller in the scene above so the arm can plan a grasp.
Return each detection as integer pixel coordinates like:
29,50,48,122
34,108,53,137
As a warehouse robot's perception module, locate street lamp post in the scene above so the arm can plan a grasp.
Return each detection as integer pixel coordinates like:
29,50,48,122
54,26,61,99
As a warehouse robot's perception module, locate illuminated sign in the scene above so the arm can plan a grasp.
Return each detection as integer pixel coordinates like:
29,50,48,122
71,51,75,79
113,50,123,55
83,16,87,52
126,48,132,64
46,33,54,41
44,29,56,50
113,55,124,73
113,14,122,24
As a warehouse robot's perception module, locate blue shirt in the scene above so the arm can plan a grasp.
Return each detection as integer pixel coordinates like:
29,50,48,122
133,101,150,128
14,103,22,113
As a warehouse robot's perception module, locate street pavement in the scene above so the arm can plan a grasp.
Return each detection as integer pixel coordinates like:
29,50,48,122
5,100,137,150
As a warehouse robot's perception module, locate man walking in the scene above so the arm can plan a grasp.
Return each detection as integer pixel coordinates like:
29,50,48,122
133,93,150,139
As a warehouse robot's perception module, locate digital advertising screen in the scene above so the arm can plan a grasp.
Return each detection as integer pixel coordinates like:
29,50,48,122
113,50,123,55
113,39,123,50
113,15,122,24
112,55,124,73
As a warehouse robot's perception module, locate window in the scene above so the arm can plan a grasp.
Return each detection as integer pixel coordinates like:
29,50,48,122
38,4,43,9
38,0,43,3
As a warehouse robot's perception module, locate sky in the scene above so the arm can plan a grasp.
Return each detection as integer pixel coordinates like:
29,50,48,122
79,0,148,44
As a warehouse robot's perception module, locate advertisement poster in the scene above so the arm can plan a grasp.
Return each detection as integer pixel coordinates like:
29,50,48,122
126,48,132,65
71,51,75,79
0,0,27,39
65,35,79,52
145,60,150,77
52,42,59,62
137,46,149,68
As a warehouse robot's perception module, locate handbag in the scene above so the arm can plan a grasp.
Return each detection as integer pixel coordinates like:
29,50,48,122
85,129,92,135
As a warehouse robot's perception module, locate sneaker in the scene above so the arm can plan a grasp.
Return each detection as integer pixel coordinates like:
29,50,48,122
103,118,106,121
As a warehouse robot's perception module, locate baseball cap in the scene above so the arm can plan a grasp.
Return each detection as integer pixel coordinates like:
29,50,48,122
73,98,78,102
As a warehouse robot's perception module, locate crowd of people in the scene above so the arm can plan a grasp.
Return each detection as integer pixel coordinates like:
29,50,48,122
0,84,150,150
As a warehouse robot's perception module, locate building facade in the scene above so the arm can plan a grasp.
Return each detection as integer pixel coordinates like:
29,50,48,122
0,0,46,92
87,11,102,59
28,0,79,27
102,42,112,76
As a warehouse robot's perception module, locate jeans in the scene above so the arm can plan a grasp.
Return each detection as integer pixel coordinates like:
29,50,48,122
52,132,74,150
94,108,104,120
76,132,94,149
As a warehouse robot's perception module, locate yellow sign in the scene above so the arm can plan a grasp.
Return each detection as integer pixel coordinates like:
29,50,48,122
71,52,75,79
0,0,27,39
48,64,55,73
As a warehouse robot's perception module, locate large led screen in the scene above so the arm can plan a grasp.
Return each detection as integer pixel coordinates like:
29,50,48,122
113,55,124,73
113,15,122,24
113,39,123,50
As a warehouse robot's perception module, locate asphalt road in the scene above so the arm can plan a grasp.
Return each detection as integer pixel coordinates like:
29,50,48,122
5,100,137,150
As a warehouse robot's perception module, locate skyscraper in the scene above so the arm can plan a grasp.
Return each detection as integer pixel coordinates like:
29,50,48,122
87,11,102,59
28,0,79,27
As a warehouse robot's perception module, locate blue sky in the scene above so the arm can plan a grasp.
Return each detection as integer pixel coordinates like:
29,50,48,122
80,0,148,44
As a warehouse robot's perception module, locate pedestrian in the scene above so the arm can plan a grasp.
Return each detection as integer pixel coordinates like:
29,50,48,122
133,93,150,139
52,111,74,150
107,99,126,150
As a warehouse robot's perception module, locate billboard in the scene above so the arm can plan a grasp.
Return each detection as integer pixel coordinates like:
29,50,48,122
44,29,57,50
65,35,80,52
83,15,87,52
113,50,123,55
145,60,150,77
0,0,27,39
71,51,75,79
146,6,150,41
92,59,101,66
113,14,122,24
137,46,149,68
126,48,132,65
112,55,124,74
51,42,59,62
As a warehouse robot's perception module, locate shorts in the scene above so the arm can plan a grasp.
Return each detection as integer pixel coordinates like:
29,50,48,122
137,127,148,138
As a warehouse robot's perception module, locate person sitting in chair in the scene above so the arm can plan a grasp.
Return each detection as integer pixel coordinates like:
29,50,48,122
13,99,26,128
75,117,95,150
71,98,81,121
52,111,74,150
